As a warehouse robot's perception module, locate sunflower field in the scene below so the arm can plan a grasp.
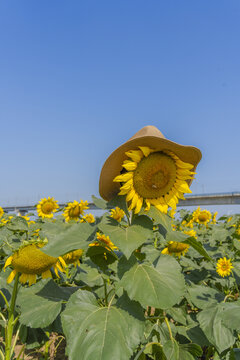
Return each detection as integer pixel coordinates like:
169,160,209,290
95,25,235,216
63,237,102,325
0,197,240,360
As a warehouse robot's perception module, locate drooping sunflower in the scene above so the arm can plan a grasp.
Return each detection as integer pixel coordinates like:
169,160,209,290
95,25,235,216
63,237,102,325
113,147,195,214
0,206,4,218
192,207,211,225
89,232,118,251
62,249,83,267
63,200,89,222
110,207,125,222
216,257,233,277
162,241,190,258
37,197,59,219
4,244,66,285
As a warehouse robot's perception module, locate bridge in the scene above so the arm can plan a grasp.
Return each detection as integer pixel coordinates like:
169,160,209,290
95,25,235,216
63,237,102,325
2,192,240,215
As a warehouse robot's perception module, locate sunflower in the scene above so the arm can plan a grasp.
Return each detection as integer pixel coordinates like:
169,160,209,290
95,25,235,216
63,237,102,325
0,206,4,218
183,229,197,239
80,213,95,223
62,249,83,267
4,244,66,285
110,207,125,222
113,147,195,214
211,211,218,224
216,257,233,277
63,200,89,222
37,197,59,219
192,207,211,225
162,241,190,258
89,232,118,251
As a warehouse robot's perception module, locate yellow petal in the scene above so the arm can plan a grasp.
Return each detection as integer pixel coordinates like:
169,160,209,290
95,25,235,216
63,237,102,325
125,150,143,163
145,200,151,211
161,248,169,255
175,181,192,194
176,159,194,170
122,160,137,171
134,197,143,214
7,270,17,284
58,256,66,268
28,274,37,286
4,256,13,271
113,172,133,183
20,273,28,284
42,270,52,279
126,188,136,202
138,146,152,157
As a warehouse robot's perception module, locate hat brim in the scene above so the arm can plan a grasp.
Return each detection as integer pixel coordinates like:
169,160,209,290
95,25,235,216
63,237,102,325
99,136,202,201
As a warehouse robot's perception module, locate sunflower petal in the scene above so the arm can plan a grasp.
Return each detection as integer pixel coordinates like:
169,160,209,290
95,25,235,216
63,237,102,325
122,160,137,171
113,172,133,183
7,270,17,284
125,150,143,163
4,256,13,271
138,146,152,157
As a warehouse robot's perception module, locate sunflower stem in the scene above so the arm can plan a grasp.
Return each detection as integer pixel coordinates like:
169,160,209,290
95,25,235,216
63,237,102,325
164,316,173,340
5,272,20,360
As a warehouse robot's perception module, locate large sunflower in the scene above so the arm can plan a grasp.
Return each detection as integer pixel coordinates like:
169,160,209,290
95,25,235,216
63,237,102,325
63,200,89,222
4,244,66,285
113,146,195,213
37,197,59,219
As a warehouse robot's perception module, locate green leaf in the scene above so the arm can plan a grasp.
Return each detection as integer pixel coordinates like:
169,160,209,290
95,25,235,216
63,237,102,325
17,279,75,328
163,339,179,360
119,255,185,309
98,216,153,258
61,290,144,360
41,222,96,257
86,245,118,270
92,195,107,210
197,304,235,353
146,206,172,232
187,284,224,309
220,300,240,331
7,216,28,231
179,343,203,360
183,237,212,261
166,307,187,325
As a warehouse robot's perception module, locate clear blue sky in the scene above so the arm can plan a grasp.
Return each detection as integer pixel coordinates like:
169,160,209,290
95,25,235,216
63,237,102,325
1,0,240,209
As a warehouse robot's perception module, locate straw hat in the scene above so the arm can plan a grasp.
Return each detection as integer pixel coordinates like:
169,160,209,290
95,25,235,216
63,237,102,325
99,125,202,201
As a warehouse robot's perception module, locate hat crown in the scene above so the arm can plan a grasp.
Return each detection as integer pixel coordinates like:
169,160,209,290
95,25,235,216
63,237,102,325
129,125,165,141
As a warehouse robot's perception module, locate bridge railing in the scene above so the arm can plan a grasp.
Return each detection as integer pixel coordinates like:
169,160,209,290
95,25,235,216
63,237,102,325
1,192,240,215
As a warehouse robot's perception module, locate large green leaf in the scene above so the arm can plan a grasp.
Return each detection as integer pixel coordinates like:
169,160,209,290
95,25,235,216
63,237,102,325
197,304,235,353
187,284,224,309
61,290,144,360
40,221,96,257
220,300,240,331
119,255,185,309
145,206,172,231
163,340,203,360
17,279,76,328
98,216,153,258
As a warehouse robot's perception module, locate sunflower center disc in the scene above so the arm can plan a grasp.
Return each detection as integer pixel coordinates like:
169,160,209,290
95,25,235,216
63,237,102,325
41,202,54,214
69,206,81,218
198,214,207,222
133,152,177,199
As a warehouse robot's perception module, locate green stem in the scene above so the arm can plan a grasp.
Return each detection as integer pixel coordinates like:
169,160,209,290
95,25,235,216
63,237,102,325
5,272,20,360
103,279,108,306
164,316,173,340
